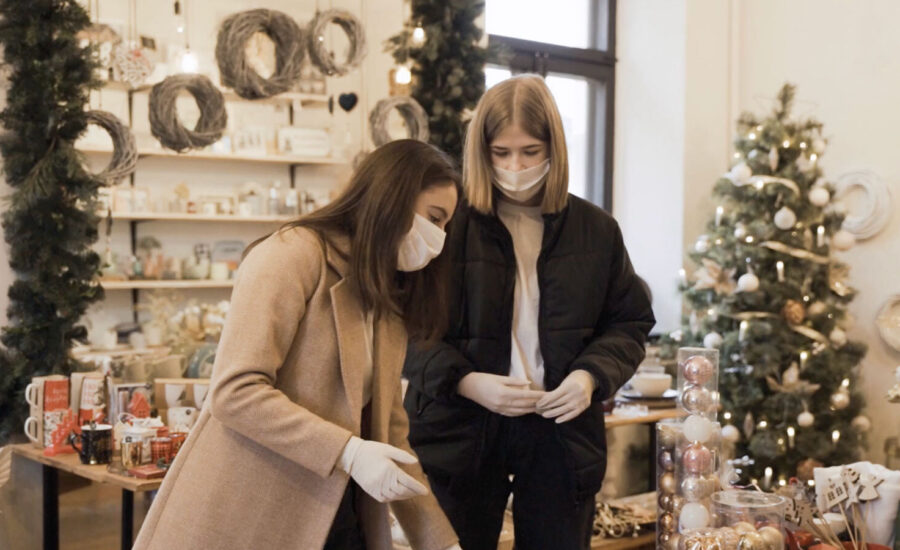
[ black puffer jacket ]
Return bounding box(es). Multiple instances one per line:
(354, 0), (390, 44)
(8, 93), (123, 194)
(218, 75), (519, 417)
(403, 195), (656, 499)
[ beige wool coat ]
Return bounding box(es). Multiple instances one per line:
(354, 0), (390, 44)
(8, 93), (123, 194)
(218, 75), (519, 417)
(133, 227), (458, 550)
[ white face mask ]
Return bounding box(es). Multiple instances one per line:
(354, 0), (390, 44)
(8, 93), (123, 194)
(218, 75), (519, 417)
(397, 213), (446, 272)
(493, 158), (551, 202)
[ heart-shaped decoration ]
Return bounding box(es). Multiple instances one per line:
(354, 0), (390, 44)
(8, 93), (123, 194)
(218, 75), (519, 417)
(338, 92), (358, 112)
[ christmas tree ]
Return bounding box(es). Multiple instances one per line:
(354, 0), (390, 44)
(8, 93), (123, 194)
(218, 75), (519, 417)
(0, 0), (103, 444)
(385, 0), (499, 162)
(665, 84), (869, 487)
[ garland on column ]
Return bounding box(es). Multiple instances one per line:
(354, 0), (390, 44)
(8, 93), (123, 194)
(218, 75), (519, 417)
(0, 0), (103, 443)
(386, 0), (499, 161)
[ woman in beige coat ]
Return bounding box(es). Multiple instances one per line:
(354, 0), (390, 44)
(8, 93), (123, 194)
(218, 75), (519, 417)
(134, 140), (461, 550)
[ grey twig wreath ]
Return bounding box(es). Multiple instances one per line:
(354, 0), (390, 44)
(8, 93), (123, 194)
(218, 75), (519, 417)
(307, 9), (367, 77)
(83, 110), (137, 183)
(149, 74), (228, 152)
(369, 96), (430, 146)
(215, 9), (306, 99)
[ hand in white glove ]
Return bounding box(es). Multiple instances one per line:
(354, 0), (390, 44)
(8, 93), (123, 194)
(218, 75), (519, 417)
(338, 436), (429, 503)
(536, 370), (595, 423)
(457, 372), (545, 416)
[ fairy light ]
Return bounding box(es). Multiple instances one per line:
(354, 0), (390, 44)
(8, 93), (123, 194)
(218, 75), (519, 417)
(832, 430), (841, 445)
(800, 350), (809, 370)
(842, 378), (850, 388)
(748, 132), (757, 140)
(787, 426), (796, 448)
(776, 261), (785, 282)
(758, 420), (768, 429)
(411, 24), (426, 46)
(800, 142), (808, 149)
(394, 65), (412, 84)
(810, 153), (819, 162)
(782, 139), (791, 148)
(745, 236), (755, 243)
(723, 411), (732, 420)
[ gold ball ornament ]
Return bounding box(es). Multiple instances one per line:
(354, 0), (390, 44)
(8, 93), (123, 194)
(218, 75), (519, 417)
(830, 389), (850, 410)
(796, 458), (824, 482)
(732, 522), (757, 534)
(717, 527), (741, 550)
(659, 492), (674, 512)
(738, 532), (767, 550)
(660, 512), (677, 532)
(759, 526), (785, 550)
(781, 300), (806, 325)
(667, 533), (682, 550)
(660, 471), (677, 494)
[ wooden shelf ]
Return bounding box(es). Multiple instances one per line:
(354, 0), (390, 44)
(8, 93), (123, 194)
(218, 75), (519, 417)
(11, 444), (163, 493)
(100, 280), (234, 290)
(591, 532), (655, 550)
(100, 80), (331, 106)
(80, 146), (344, 166)
(105, 212), (295, 224)
(604, 407), (686, 429)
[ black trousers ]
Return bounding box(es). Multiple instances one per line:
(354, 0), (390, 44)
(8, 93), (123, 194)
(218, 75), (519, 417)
(323, 481), (366, 550)
(428, 414), (595, 550)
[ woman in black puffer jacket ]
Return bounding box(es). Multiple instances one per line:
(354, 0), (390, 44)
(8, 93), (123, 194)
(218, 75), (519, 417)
(402, 75), (656, 550)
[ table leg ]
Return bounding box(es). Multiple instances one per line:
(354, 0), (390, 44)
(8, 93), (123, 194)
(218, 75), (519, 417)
(648, 422), (657, 491)
(42, 465), (59, 550)
(121, 490), (134, 550)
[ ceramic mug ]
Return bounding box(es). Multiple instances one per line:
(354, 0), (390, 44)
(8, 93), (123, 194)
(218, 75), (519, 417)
(164, 383), (186, 407)
(69, 424), (113, 465)
(24, 416), (40, 444)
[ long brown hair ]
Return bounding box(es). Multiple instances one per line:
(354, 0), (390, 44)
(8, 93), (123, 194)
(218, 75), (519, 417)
(250, 139), (460, 342)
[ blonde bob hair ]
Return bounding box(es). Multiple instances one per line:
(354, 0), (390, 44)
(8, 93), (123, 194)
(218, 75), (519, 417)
(463, 74), (569, 214)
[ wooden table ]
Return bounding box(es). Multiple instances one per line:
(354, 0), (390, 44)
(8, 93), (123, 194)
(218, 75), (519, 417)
(11, 443), (163, 550)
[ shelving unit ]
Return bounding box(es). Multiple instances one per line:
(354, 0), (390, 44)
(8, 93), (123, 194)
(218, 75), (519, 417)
(89, 80), (344, 322)
(100, 280), (234, 290)
(105, 212), (296, 224)
(81, 146), (343, 167)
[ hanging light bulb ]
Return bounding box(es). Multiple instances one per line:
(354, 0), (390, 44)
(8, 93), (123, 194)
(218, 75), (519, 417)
(180, 48), (199, 73)
(394, 65), (412, 85)
(411, 24), (426, 46)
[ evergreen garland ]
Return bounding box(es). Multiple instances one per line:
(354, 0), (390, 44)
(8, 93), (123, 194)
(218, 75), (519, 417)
(386, 0), (498, 161)
(0, 0), (103, 443)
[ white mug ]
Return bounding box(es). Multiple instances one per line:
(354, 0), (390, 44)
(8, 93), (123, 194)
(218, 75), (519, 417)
(193, 384), (209, 408)
(24, 416), (40, 443)
(165, 384), (185, 407)
(25, 382), (40, 408)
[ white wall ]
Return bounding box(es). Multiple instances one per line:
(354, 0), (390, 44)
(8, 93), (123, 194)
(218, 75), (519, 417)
(613, 0), (687, 333)
(0, 0), (405, 331)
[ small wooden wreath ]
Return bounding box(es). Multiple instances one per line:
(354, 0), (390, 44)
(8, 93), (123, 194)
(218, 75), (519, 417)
(148, 74), (228, 153)
(369, 96), (430, 146)
(307, 9), (367, 77)
(215, 9), (306, 99)
(83, 110), (137, 183)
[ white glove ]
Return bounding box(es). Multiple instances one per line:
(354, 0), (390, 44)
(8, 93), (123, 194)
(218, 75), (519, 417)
(338, 436), (429, 503)
(536, 370), (595, 423)
(457, 372), (545, 416)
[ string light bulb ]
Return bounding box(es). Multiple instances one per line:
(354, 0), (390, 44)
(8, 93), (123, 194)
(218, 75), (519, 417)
(394, 65), (412, 85)
(411, 24), (426, 46)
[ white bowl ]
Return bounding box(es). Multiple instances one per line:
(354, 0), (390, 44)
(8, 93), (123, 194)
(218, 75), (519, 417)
(630, 373), (672, 397)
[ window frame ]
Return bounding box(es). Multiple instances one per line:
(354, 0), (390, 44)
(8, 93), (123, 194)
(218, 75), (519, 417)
(486, 0), (617, 210)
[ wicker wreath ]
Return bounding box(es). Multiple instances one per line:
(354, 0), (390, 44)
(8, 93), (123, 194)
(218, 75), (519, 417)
(215, 9), (306, 99)
(307, 9), (367, 77)
(83, 110), (137, 183)
(369, 96), (430, 146)
(148, 74), (228, 153)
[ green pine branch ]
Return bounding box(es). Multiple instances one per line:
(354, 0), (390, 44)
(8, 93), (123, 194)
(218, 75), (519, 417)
(0, 0), (103, 444)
